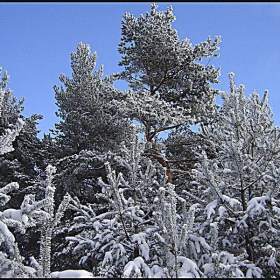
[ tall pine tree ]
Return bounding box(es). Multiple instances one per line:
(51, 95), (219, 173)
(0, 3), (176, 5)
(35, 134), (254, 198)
(49, 42), (134, 204)
(52, 42), (133, 157)
(116, 3), (221, 184)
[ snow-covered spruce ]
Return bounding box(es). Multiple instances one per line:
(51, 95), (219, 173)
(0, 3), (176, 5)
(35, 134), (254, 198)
(190, 73), (280, 277)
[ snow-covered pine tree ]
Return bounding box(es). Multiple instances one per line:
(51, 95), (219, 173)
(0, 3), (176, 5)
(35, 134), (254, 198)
(63, 132), (215, 278)
(0, 66), (45, 198)
(49, 41), (135, 207)
(57, 4), (223, 277)
(0, 86), (31, 277)
(0, 78), (44, 277)
(115, 3), (221, 184)
(190, 73), (280, 277)
(0, 125), (88, 277)
(52, 42), (133, 157)
(0, 163), (86, 278)
(0, 66), (53, 271)
(0, 123), (74, 277)
(0, 67), (25, 152)
(118, 3), (220, 118)
(0, 73), (77, 277)
(47, 43), (136, 270)
(0, 181), (39, 277)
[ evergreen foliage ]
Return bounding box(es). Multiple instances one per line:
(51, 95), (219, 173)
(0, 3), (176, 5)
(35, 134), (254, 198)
(52, 42), (133, 157)
(118, 3), (221, 122)
(116, 3), (221, 184)
(49, 41), (134, 205)
(0, 67), (47, 209)
(189, 73), (280, 277)
(1, 2), (280, 278)
(0, 99), (84, 277)
(63, 133), (206, 277)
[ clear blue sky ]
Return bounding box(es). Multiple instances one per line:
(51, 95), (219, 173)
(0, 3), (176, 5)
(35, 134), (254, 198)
(1, 2), (280, 138)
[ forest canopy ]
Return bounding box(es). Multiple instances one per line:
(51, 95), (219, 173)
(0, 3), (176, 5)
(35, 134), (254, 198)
(0, 3), (279, 278)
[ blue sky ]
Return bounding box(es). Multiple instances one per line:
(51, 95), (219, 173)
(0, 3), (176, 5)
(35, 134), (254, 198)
(1, 2), (280, 138)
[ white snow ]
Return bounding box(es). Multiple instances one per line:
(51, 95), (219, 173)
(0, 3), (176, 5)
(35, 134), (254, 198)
(177, 256), (201, 278)
(221, 195), (241, 208)
(222, 168), (232, 174)
(247, 196), (267, 215)
(122, 256), (152, 278)
(21, 214), (29, 224)
(50, 269), (94, 278)
(218, 205), (227, 220)
(2, 208), (29, 224)
(102, 251), (112, 267)
(189, 234), (211, 251)
(205, 199), (218, 219)
(202, 263), (213, 275)
(0, 220), (15, 242)
(92, 221), (102, 231)
(132, 232), (149, 261)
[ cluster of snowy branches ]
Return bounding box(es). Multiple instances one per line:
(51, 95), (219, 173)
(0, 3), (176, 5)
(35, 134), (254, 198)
(0, 68), (93, 278)
(0, 3), (280, 278)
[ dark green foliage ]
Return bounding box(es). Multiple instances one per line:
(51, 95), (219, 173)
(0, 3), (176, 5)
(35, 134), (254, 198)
(0, 68), (47, 210)
(52, 42), (133, 157)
